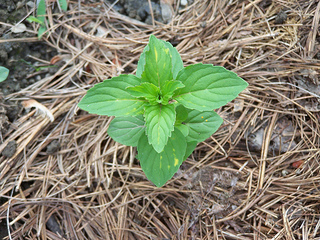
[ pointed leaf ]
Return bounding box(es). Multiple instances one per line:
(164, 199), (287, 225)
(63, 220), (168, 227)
(174, 63), (248, 111)
(184, 109), (223, 143)
(137, 36), (183, 80)
(78, 74), (146, 117)
(108, 115), (145, 147)
(163, 41), (183, 79)
(161, 80), (184, 104)
(127, 82), (160, 104)
(136, 45), (149, 78)
(144, 104), (176, 153)
(26, 16), (44, 24)
(141, 35), (173, 88)
(138, 128), (187, 187)
(37, 0), (46, 19)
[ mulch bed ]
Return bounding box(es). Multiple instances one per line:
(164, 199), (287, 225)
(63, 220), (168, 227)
(0, 0), (320, 239)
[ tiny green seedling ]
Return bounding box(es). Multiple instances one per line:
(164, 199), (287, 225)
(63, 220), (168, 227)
(27, 0), (67, 39)
(0, 66), (9, 82)
(78, 35), (248, 187)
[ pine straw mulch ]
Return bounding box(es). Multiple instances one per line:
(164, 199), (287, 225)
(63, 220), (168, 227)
(1, 0), (320, 239)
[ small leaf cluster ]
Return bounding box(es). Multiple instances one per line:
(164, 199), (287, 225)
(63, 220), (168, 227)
(78, 35), (248, 187)
(27, 0), (67, 39)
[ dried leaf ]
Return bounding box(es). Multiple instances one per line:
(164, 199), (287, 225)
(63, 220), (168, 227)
(22, 99), (54, 122)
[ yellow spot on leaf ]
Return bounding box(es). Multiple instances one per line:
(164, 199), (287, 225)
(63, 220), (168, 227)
(174, 158), (179, 166)
(205, 120), (208, 122)
(168, 165), (171, 170)
(201, 116), (204, 119)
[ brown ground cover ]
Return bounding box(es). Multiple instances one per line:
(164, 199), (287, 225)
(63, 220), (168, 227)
(0, 0), (320, 239)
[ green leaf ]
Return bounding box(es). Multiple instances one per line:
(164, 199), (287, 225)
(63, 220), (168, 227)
(160, 80), (184, 104)
(175, 104), (188, 124)
(184, 141), (198, 160)
(184, 109), (223, 143)
(26, 16), (44, 24)
(174, 63), (248, 111)
(0, 66), (9, 82)
(138, 128), (187, 187)
(127, 82), (160, 105)
(78, 74), (146, 117)
(144, 104), (176, 153)
(108, 115), (145, 147)
(37, 0), (46, 20)
(35, 0), (47, 39)
(38, 25), (47, 39)
(136, 45), (149, 78)
(175, 123), (189, 137)
(58, 0), (68, 11)
(163, 41), (183, 79)
(141, 35), (173, 89)
(136, 36), (183, 80)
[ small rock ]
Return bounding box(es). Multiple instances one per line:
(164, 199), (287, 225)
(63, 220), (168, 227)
(11, 23), (27, 33)
(46, 140), (60, 154)
(200, 21), (207, 28)
(181, 0), (188, 6)
(282, 169), (289, 176)
(2, 140), (17, 158)
(26, 1), (35, 8)
(160, 0), (173, 23)
(275, 11), (287, 24)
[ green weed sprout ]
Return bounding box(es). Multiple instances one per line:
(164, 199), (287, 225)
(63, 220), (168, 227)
(78, 35), (248, 187)
(27, 0), (67, 39)
(0, 66), (9, 82)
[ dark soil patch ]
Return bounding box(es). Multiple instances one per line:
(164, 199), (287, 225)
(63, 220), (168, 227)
(0, 2), (57, 137)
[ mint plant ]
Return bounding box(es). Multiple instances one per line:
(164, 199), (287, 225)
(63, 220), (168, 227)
(78, 35), (248, 187)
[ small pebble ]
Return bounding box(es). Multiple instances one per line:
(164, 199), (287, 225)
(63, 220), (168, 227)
(27, 1), (35, 8)
(275, 11), (287, 24)
(2, 140), (17, 158)
(46, 140), (60, 154)
(282, 169), (289, 176)
(181, 0), (188, 6)
(200, 21), (207, 28)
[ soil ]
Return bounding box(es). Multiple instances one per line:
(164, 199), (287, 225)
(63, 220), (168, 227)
(107, 0), (193, 24)
(0, 1), (57, 142)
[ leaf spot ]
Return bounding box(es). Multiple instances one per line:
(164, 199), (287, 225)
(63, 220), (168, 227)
(174, 158), (179, 166)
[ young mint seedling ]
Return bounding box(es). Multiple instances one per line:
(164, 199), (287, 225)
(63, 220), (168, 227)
(27, 0), (68, 39)
(78, 35), (248, 187)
